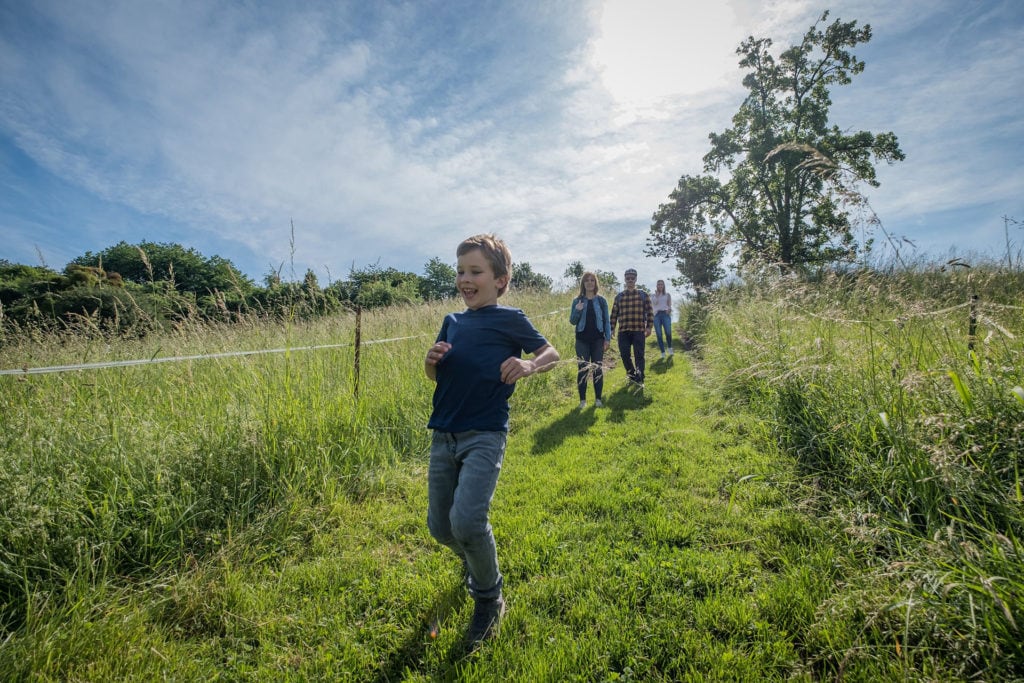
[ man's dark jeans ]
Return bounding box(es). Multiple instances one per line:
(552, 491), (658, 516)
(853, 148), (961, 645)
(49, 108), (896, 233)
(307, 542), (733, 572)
(617, 330), (646, 383)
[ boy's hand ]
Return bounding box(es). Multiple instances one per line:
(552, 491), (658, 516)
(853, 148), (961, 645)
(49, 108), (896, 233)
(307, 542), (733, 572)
(426, 341), (451, 367)
(499, 356), (536, 384)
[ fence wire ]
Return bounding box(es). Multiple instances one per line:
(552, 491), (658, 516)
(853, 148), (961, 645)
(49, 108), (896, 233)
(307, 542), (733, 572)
(1, 309), (564, 377)
(0, 335), (427, 376)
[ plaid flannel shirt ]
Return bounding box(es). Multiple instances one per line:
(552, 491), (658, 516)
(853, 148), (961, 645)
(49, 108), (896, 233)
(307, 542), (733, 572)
(610, 289), (653, 334)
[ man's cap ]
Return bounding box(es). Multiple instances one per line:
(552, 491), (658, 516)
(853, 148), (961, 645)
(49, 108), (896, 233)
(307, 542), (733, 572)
(624, 268), (637, 276)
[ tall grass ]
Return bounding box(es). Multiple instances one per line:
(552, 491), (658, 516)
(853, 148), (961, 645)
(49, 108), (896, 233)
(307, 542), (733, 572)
(5, 275), (1021, 679)
(0, 292), (568, 636)
(701, 260), (1024, 678)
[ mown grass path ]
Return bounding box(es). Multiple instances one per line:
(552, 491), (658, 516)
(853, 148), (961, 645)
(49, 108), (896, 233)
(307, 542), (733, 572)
(194, 353), (838, 682)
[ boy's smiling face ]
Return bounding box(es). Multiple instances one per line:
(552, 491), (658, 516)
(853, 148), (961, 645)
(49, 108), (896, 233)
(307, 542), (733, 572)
(457, 248), (507, 310)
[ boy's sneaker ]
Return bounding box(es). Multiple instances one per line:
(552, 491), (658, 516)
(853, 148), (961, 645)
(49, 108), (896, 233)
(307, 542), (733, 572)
(466, 596), (505, 648)
(578, 400), (587, 410)
(594, 399), (603, 408)
(660, 351), (666, 359)
(668, 347), (674, 356)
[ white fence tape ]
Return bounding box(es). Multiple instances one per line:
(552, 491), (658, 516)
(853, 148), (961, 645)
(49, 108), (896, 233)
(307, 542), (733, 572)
(0, 334), (427, 376)
(1, 309), (564, 377)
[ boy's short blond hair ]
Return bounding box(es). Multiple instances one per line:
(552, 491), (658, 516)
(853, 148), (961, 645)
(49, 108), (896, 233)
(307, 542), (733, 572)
(457, 233), (512, 296)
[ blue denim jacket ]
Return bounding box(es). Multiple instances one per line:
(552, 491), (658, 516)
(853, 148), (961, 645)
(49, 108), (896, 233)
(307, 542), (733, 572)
(569, 295), (612, 341)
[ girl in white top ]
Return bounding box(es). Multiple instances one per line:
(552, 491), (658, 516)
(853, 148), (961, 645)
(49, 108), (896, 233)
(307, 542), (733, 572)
(651, 279), (673, 358)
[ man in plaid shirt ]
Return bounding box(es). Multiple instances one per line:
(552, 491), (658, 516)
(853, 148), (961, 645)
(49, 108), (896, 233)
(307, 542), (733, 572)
(610, 267), (653, 385)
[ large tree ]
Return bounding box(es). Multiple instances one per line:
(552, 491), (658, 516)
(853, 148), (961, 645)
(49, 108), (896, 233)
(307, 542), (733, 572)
(647, 12), (904, 290)
(70, 241), (254, 295)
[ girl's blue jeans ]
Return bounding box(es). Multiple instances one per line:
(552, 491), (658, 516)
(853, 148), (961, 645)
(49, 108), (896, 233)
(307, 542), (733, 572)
(427, 430), (506, 600)
(653, 311), (673, 352)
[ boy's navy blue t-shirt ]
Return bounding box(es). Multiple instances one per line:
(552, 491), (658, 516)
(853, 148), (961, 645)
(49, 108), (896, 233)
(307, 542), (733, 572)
(428, 304), (548, 433)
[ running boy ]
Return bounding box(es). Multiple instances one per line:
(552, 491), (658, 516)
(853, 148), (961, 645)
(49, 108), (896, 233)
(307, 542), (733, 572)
(424, 233), (559, 648)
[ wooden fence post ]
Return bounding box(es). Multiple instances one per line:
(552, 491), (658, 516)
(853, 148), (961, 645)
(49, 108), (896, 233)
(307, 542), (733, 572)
(968, 294), (978, 351)
(354, 304), (362, 400)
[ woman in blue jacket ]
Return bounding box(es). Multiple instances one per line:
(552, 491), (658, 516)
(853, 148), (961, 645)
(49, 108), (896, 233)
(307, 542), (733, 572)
(569, 271), (612, 409)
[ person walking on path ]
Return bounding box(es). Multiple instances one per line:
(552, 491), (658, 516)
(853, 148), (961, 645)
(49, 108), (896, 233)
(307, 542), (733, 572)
(652, 279), (674, 359)
(610, 267), (653, 386)
(569, 271), (611, 409)
(424, 233), (559, 649)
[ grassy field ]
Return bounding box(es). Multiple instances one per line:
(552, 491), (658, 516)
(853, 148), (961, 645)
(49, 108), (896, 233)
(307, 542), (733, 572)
(1, 271), (1021, 681)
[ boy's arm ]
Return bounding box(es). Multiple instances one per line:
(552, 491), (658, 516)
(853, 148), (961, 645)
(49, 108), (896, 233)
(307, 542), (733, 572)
(609, 296), (618, 334)
(424, 341), (451, 382)
(499, 343), (559, 384)
(644, 294), (654, 336)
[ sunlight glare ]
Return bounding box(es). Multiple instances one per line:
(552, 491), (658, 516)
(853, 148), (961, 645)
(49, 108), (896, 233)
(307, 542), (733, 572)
(593, 0), (742, 109)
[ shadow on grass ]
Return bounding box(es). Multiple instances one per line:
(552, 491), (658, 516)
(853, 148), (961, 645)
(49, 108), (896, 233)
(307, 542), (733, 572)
(530, 404), (598, 455)
(373, 580), (468, 682)
(649, 355), (674, 375)
(603, 382), (653, 423)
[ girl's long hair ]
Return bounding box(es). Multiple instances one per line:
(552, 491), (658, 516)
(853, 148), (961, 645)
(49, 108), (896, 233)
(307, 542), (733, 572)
(578, 271), (599, 297)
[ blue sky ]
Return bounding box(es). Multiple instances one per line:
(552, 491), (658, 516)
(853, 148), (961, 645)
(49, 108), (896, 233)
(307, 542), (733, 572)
(2, 0), (1022, 296)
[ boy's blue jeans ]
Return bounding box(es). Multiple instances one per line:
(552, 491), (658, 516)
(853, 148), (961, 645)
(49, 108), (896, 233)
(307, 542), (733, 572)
(427, 430), (506, 601)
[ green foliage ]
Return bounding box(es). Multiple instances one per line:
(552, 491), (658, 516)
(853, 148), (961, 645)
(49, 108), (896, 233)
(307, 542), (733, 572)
(0, 264), (63, 308)
(562, 260), (584, 282)
(69, 240), (254, 295)
(1, 261), (184, 336)
(647, 11), (905, 290)
(0, 263), (60, 286)
(3, 244), (562, 336)
(511, 261), (553, 292)
(702, 260), (1024, 679)
(419, 257), (457, 301)
(0, 242), (260, 333)
(40, 286), (146, 332)
(63, 264), (124, 288)
(596, 269), (620, 292)
(563, 261), (620, 293)
(327, 263), (424, 310)
(247, 281), (342, 320)
(355, 278), (421, 308)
